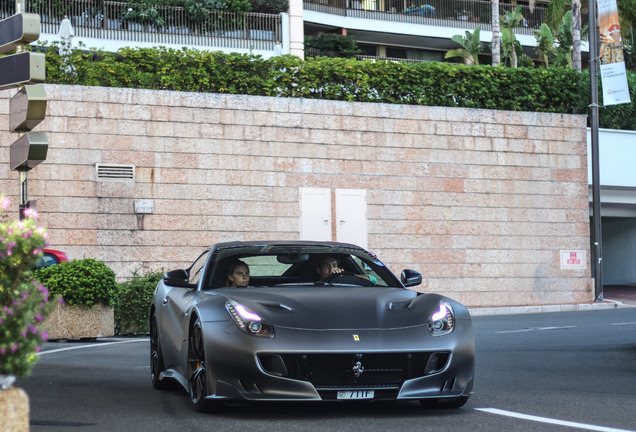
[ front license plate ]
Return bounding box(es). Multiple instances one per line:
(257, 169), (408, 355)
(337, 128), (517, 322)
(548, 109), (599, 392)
(337, 390), (374, 400)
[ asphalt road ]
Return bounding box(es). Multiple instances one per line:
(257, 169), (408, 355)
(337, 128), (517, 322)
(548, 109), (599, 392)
(15, 308), (636, 432)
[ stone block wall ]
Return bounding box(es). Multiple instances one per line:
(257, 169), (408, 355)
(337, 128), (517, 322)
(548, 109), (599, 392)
(0, 85), (592, 307)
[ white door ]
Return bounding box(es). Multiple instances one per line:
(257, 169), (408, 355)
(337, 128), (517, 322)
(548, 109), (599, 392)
(335, 189), (367, 248)
(299, 188), (331, 241)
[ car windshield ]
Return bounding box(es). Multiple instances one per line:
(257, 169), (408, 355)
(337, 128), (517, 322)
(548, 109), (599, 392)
(205, 244), (401, 289)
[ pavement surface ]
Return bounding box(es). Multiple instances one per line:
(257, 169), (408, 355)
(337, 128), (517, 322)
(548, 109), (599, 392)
(604, 284), (636, 306)
(469, 284), (636, 316)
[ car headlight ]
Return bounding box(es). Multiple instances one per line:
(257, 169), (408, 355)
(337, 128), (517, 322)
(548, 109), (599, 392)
(225, 300), (274, 338)
(427, 301), (454, 336)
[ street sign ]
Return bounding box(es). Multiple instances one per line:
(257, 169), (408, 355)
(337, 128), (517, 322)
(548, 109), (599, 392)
(10, 84), (47, 132)
(0, 13), (40, 54)
(10, 131), (49, 171)
(0, 51), (45, 91)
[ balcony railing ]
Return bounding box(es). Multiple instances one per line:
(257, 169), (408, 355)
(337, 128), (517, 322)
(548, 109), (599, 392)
(304, 0), (577, 36)
(1, 0), (282, 51)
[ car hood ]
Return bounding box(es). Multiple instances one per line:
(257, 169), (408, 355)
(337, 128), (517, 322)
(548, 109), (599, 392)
(214, 287), (442, 330)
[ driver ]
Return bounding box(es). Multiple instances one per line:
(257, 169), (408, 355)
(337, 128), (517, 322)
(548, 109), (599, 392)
(316, 256), (342, 282)
(316, 256), (376, 284)
(226, 260), (250, 287)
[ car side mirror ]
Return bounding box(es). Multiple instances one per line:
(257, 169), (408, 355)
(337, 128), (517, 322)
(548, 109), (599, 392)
(163, 269), (195, 288)
(401, 269), (422, 287)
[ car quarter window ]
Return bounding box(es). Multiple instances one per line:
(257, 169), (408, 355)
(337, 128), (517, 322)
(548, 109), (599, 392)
(350, 256), (388, 287)
(188, 251), (209, 285)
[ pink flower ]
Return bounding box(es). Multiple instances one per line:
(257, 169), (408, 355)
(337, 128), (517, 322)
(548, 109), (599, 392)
(41, 331), (48, 341)
(7, 241), (15, 256)
(23, 208), (38, 219)
(1, 196), (9, 210)
(11, 344), (18, 353)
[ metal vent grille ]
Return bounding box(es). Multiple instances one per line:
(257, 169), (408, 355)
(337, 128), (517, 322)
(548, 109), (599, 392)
(96, 164), (135, 181)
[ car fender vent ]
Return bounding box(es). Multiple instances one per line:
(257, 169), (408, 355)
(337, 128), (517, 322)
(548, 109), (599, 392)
(96, 163), (135, 181)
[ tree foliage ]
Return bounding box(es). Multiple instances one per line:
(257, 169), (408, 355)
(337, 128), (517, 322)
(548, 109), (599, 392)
(445, 28), (482, 65)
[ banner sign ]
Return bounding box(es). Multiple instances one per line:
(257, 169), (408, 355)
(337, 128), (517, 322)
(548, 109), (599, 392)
(597, 0), (632, 105)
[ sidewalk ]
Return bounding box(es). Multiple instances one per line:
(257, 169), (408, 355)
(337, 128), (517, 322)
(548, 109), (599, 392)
(604, 285), (636, 306)
(469, 285), (636, 316)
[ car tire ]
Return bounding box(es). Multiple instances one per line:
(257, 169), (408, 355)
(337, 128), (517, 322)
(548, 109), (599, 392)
(150, 313), (170, 390)
(188, 317), (224, 413)
(419, 396), (469, 409)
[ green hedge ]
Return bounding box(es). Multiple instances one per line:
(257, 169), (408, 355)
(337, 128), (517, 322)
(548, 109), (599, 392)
(39, 44), (635, 129)
(34, 258), (118, 308)
(115, 270), (163, 335)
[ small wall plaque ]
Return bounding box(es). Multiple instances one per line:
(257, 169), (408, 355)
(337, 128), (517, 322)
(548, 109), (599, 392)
(134, 199), (154, 214)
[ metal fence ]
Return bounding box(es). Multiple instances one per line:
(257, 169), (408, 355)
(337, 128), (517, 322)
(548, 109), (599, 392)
(0, 0), (282, 51)
(304, 0), (582, 36)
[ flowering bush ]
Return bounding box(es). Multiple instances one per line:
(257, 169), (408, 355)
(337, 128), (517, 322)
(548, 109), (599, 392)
(0, 195), (60, 379)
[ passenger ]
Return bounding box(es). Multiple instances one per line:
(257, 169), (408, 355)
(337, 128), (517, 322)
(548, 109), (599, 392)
(226, 260), (250, 287)
(316, 256), (376, 284)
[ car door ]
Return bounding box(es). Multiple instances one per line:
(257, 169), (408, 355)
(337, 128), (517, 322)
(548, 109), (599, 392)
(160, 251), (209, 375)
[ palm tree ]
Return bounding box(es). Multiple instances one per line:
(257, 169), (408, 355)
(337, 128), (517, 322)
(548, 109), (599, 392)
(492, 0), (501, 66)
(545, 0), (570, 31)
(501, 6), (524, 68)
(535, 23), (556, 67)
(445, 28), (483, 65)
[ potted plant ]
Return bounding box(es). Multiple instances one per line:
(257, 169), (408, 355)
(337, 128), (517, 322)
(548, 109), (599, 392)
(35, 258), (118, 340)
(0, 195), (60, 429)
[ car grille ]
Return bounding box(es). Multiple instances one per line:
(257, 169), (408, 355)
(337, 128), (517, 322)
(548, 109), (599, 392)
(258, 352), (450, 388)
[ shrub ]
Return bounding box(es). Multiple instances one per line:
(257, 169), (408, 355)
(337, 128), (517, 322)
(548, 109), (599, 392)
(115, 270), (163, 335)
(1, 196), (60, 378)
(40, 44), (635, 130)
(34, 259), (118, 309)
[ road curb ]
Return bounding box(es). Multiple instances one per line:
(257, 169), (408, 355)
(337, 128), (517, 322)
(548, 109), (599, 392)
(469, 300), (633, 317)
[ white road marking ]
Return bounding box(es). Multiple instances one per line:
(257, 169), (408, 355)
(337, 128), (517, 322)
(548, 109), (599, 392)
(37, 338), (148, 356)
(496, 326), (577, 334)
(476, 408), (636, 432)
(611, 322), (636, 326)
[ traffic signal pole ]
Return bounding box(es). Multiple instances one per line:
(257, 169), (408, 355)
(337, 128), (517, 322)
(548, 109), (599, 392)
(1, 1), (47, 218)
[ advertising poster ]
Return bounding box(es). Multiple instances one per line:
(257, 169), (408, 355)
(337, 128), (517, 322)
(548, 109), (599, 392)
(597, 0), (632, 105)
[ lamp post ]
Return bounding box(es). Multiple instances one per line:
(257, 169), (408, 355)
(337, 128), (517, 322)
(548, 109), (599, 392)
(587, 0), (603, 301)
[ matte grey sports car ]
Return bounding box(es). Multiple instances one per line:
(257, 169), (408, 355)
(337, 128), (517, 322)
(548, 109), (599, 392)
(150, 241), (474, 412)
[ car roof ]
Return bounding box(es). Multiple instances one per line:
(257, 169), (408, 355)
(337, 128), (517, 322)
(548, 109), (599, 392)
(208, 241), (371, 259)
(211, 240), (362, 249)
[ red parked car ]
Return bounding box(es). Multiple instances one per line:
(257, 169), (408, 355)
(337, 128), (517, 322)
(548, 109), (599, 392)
(36, 249), (69, 268)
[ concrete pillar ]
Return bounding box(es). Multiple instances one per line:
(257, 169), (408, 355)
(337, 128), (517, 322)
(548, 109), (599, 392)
(288, 0), (305, 59)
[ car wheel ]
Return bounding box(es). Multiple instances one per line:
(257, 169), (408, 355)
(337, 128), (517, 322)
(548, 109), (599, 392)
(188, 318), (223, 413)
(419, 396), (469, 409)
(150, 313), (169, 390)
